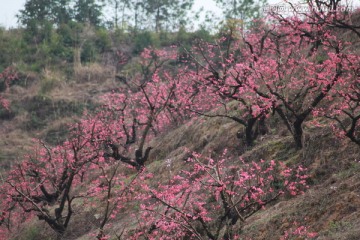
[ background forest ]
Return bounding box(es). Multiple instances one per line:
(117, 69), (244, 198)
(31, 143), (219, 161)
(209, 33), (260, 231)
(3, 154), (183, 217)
(0, 0), (360, 239)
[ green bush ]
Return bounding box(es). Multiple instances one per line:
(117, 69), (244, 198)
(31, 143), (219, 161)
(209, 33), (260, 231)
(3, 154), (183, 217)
(81, 41), (97, 63)
(0, 107), (16, 120)
(95, 28), (112, 53)
(133, 31), (158, 54)
(14, 225), (49, 240)
(0, 28), (25, 70)
(21, 96), (86, 130)
(44, 123), (69, 145)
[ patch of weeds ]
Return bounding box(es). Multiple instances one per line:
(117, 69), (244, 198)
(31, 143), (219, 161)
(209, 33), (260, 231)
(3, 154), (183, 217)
(315, 196), (332, 215)
(43, 123), (69, 145)
(315, 54), (328, 64)
(0, 152), (15, 164)
(148, 159), (163, 169)
(39, 69), (67, 95)
(133, 204), (140, 211)
(39, 77), (58, 95)
(327, 220), (352, 234)
(150, 149), (168, 162)
(14, 225), (49, 240)
(275, 143), (298, 162)
(0, 107), (16, 120)
(20, 96), (89, 130)
(336, 161), (360, 180)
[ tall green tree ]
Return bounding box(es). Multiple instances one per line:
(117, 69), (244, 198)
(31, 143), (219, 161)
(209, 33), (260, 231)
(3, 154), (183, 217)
(107, 0), (132, 29)
(215, 0), (266, 22)
(18, 0), (72, 26)
(17, 0), (53, 44)
(132, 0), (147, 32)
(74, 0), (104, 26)
(52, 0), (73, 24)
(17, 0), (52, 26)
(141, 0), (194, 32)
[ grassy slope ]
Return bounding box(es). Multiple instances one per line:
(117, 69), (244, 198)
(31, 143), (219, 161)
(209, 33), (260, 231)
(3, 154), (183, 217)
(0, 63), (117, 171)
(145, 115), (360, 239)
(9, 104), (360, 239)
(2, 21), (360, 239)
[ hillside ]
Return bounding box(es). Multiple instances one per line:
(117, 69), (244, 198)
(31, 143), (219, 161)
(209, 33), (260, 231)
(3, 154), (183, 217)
(6, 105), (360, 239)
(1, 1), (360, 240)
(1, 65), (360, 239)
(1, 67), (360, 239)
(0, 64), (117, 170)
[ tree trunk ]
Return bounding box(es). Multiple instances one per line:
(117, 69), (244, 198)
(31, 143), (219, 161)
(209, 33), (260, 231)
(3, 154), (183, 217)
(155, 7), (161, 33)
(293, 119), (303, 149)
(256, 115), (268, 136)
(73, 47), (81, 69)
(245, 118), (257, 146)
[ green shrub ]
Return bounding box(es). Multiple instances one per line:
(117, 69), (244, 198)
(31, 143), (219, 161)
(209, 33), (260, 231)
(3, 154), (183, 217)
(95, 28), (112, 52)
(14, 225), (49, 240)
(21, 96), (87, 130)
(0, 107), (16, 120)
(133, 31), (158, 54)
(81, 41), (97, 63)
(44, 123), (69, 145)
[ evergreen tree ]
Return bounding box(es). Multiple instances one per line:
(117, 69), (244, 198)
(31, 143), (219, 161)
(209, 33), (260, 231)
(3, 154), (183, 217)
(141, 0), (194, 32)
(18, 0), (72, 26)
(107, 0), (132, 29)
(74, 0), (104, 26)
(17, 0), (52, 25)
(52, 0), (73, 24)
(215, 0), (266, 22)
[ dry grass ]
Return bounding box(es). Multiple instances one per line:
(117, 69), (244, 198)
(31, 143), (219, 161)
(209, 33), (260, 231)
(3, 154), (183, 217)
(0, 127), (33, 171)
(2, 56), (360, 239)
(39, 68), (66, 95)
(241, 165), (360, 239)
(73, 63), (115, 83)
(6, 110), (360, 239)
(0, 63), (119, 173)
